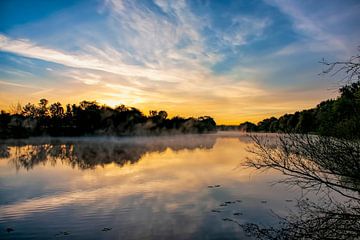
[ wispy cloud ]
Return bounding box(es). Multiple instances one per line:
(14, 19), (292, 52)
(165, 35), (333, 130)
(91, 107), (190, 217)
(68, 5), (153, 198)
(67, 71), (102, 85)
(1, 0), (358, 123)
(104, 0), (220, 69)
(0, 0), (269, 112)
(0, 79), (43, 89)
(218, 16), (269, 49)
(0, 34), (190, 82)
(266, 0), (350, 56)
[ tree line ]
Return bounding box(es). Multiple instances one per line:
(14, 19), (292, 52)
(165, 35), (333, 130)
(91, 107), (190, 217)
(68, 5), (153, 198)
(0, 100), (216, 138)
(239, 80), (360, 139)
(238, 51), (360, 239)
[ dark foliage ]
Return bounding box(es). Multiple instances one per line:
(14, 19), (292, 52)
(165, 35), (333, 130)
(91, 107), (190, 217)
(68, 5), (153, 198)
(239, 49), (360, 139)
(238, 121), (257, 132)
(230, 51), (360, 239)
(239, 81), (360, 138)
(0, 100), (216, 138)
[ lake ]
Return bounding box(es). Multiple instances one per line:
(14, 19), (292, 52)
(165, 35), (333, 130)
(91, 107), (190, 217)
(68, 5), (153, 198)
(0, 133), (304, 239)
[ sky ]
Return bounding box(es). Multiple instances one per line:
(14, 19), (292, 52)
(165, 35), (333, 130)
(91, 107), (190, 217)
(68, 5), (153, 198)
(0, 0), (359, 124)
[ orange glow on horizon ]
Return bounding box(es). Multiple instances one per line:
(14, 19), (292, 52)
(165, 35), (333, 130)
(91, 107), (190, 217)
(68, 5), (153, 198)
(0, 88), (338, 125)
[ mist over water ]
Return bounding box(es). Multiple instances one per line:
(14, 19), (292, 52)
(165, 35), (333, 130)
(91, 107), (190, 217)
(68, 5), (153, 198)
(0, 133), (302, 239)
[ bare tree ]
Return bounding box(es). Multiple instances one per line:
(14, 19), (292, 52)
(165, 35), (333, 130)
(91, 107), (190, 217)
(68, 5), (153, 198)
(238, 133), (360, 239)
(238, 48), (360, 239)
(320, 47), (360, 83)
(8, 102), (22, 115)
(247, 134), (360, 201)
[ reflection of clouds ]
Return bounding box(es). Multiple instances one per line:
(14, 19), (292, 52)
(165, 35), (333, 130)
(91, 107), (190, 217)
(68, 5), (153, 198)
(0, 135), (302, 239)
(0, 136), (256, 218)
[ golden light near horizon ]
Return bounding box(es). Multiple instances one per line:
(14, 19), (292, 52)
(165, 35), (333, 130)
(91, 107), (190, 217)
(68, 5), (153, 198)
(0, 3), (359, 240)
(0, 0), (358, 124)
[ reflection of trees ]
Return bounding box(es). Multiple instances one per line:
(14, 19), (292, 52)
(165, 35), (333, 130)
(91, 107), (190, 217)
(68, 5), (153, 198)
(241, 134), (360, 239)
(0, 145), (10, 158)
(0, 135), (216, 170)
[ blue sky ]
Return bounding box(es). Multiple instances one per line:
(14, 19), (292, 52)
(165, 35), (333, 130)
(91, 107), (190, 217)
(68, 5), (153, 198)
(0, 0), (359, 123)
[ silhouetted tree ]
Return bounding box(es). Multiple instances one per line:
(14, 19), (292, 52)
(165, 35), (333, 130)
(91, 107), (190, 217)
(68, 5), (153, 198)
(236, 48), (360, 239)
(241, 133), (360, 239)
(239, 48), (360, 139)
(239, 121), (257, 132)
(0, 100), (216, 138)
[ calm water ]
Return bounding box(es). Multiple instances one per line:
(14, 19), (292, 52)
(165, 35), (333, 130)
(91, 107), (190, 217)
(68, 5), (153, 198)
(0, 133), (301, 239)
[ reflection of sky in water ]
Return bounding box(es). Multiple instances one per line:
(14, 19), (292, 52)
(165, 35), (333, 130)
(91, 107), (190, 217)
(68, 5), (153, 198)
(0, 134), (300, 239)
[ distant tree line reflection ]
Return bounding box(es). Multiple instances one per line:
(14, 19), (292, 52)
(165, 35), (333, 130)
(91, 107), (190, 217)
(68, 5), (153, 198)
(0, 136), (216, 170)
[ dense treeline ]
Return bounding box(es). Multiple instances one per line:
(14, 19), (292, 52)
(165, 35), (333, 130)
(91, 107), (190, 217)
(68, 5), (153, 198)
(239, 81), (360, 139)
(0, 100), (216, 138)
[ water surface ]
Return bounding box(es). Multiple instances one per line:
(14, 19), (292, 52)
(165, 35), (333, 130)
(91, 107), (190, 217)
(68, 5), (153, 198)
(0, 133), (300, 239)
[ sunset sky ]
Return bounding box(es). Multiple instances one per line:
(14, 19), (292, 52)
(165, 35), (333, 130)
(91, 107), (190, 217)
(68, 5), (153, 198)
(0, 0), (359, 124)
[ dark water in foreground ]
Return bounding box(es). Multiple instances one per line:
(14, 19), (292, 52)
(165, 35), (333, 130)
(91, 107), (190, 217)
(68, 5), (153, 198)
(0, 133), (301, 239)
